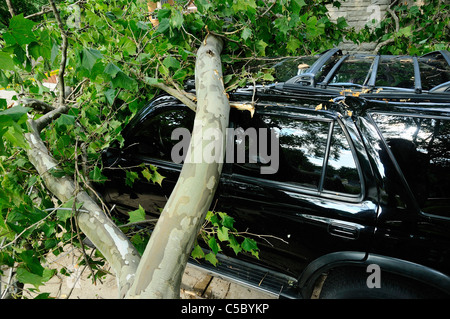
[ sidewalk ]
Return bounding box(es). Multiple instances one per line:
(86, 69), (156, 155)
(23, 244), (277, 299)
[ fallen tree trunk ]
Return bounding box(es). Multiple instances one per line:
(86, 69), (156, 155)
(126, 34), (230, 299)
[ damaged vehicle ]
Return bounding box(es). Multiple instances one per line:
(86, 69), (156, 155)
(95, 49), (450, 298)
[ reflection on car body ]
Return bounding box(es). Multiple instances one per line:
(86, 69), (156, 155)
(96, 50), (450, 298)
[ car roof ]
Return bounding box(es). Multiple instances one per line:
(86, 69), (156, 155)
(270, 49), (450, 103)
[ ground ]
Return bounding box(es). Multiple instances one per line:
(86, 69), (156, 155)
(23, 244), (278, 299)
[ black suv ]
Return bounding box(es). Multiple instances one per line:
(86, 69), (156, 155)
(97, 49), (450, 298)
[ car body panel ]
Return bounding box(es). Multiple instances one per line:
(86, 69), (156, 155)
(96, 50), (450, 297)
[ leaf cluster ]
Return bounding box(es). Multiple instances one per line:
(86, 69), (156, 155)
(191, 211), (259, 266)
(349, 0), (449, 55)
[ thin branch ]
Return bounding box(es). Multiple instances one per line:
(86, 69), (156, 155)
(145, 79), (197, 112)
(25, 8), (53, 20)
(5, 0), (16, 17)
(73, 139), (97, 284)
(374, 6), (400, 53)
(48, 0), (68, 106)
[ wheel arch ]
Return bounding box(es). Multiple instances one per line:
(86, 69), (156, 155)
(298, 251), (450, 298)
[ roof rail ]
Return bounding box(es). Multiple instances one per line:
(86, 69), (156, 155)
(412, 56), (422, 94)
(430, 81), (450, 93)
(363, 55), (381, 89)
(318, 55), (349, 88)
(284, 48), (342, 87)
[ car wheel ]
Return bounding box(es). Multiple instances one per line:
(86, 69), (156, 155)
(318, 267), (433, 299)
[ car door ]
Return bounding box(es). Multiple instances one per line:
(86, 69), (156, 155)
(100, 101), (196, 218)
(217, 105), (378, 278)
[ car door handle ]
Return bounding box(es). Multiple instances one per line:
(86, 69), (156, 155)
(328, 222), (359, 240)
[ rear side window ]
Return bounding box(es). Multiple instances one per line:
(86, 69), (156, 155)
(372, 113), (450, 217)
(231, 110), (362, 196)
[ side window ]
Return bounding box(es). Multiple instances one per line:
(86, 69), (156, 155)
(372, 113), (450, 216)
(324, 123), (362, 195)
(127, 107), (195, 161)
(231, 110), (362, 196)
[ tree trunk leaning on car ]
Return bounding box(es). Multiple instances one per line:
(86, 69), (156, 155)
(22, 0), (229, 299)
(126, 34), (229, 299)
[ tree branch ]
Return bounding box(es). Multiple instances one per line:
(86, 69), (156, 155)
(48, 0), (68, 106)
(144, 78), (197, 112)
(374, 6), (400, 53)
(19, 98), (56, 114)
(24, 119), (141, 298)
(5, 0), (16, 17)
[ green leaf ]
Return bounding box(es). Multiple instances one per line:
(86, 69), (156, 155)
(208, 236), (219, 255)
(3, 14), (37, 46)
(228, 235), (242, 255)
(141, 167), (152, 182)
(16, 266), (55, 289)
(0, 105), (30, 121)
(398, 26), (412, 37)
(104, 88), (116, 105)
(104, 62), (121, 77)
(128, 205), (146, 224)
(191, 244), (205, 259)
(217, 226), (229, 242)
(156, 18), (170, 34)
(218, 212), (235, 229)
(163, 56), (181, 70)
(112, 71), (137, 90)
(152, 170), (165, 186)
(125, 170), (139, 187)
(2, 124), (28, 149)
(241, 27), (252, 41)
(81, 48), (103, 71)
(287, 37), (301, 53)
(0, 52), (15, 70)
(256, 40), (268, 56)
(194, 0), (213, 13)
(204, 252), (218, 266)
(241, 237), (258, 252)
(170, 10), (184, 29)
(55, 114), (76, 127)
(20, 251), (45, 276)
(262, 73), (275, 81)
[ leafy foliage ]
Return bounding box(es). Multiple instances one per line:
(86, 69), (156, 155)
(191, 211), (260, 266)
(350, 0), (449, 55)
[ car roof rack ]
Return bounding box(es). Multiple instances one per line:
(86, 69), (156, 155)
(281, 49), (450, 99)
(284, 48), (342, 87)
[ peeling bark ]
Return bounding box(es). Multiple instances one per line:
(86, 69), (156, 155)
(126, 34), (229, 299)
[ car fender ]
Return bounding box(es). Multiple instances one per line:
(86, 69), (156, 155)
(298, 251), (450, 298)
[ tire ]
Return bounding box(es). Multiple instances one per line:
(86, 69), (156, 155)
(319, 267), (437, 299)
